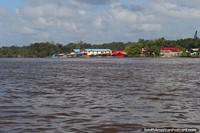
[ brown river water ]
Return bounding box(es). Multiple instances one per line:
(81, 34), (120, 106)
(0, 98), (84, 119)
(0, 58), (200, 133)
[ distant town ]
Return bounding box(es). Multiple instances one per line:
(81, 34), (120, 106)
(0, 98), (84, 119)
(1, 33), (200, 58)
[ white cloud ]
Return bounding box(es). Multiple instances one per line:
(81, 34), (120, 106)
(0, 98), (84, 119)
(22, 26), (35, 34)
(18, 3), (73, 18)
(110, 8), (138, 23)
(141, 24), (161, 31)
(108, 2), (162, 32)
(78, 10), (87, 15)
(74, 0), (113, 5)
(1, 0), (200, 46)
(93, 17), (103, 29)
(63, 22), (77, 31)
(153, 2), (200, 19)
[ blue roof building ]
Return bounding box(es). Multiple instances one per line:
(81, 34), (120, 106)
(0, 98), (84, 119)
(71, 48), (112, 57)
(73, 49), (82, 55)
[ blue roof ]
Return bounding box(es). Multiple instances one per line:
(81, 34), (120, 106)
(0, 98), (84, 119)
(51, 54), (57, 57)
(84, 49), (112, 52)
(73, 49), (82, 55)
(73, 49), (81, 52)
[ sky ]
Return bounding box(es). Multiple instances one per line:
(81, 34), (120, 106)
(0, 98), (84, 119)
(0, 0), (200, 46)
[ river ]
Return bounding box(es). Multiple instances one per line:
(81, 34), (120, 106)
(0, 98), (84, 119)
(0, 58), (199, 133)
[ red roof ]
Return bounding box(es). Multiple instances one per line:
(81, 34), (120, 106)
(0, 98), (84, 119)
(160, 47), (180, 52)
(112, 50), (126, 55)
(112, 50), (126, 58)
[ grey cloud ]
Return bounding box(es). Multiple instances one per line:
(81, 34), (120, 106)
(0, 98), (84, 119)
(74, 0), (113, 5)
(0, 7), (7, 16)
(119, 3), (144, 12)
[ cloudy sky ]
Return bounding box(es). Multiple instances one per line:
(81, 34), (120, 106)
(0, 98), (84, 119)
(0, 0), (200, 46)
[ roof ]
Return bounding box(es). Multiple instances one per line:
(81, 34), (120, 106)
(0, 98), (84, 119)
(58, 54), (65, 55)
(160, 47), (180, 52)
(73, 49), (81, 52)
(84, 49), (112, 52)
(191, 48), (199, 52)
(112, 50), (126, 55)
(72, 49), (82, 54)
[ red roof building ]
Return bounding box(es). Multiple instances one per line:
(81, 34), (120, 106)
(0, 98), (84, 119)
(160, 47), (181, 52)
(112, 50), (127, 58)
(160, 47), (182, 57)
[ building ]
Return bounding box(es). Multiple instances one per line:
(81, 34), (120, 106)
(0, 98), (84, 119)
(189, 48), (200, 57)
(112, 50), (127, 58)
(51, 53), (67, 58)
(160, 47), (182, 57)
(82, 49), (112, 56)
(71, 49), (82, 57)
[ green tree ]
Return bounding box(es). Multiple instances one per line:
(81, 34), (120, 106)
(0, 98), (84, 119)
(143, 42), (160, 57)
(155, 37), (166, 47)
(125, 43), (143, 57)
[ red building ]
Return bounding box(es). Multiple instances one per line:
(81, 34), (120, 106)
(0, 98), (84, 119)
(112, 50), (127, 58)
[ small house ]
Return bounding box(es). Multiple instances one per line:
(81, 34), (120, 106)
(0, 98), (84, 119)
(72, 49), (82, 57)
(57, 54), (66, 58)
(51, 53), (66, 58)
(112, 50), (127, 58)
(189, 48), (200, 57)
(160, 47), (182, 57)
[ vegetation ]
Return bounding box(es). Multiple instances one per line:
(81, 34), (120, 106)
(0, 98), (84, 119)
(0, 37), (200, 58)
(125, 37), (200, 57)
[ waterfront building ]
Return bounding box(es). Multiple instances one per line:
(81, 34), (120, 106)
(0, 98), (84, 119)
(82, 49), (112, 56)
(71, 49), (82, 57)
(112, 50), (127, 58)
(189, 48), (200, 57)
(160, 47), (182, 57)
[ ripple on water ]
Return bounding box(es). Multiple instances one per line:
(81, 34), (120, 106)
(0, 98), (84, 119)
(89, 123), (144, 133)
(1, 58), (200, 132)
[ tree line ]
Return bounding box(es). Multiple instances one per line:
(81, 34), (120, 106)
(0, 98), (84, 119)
(0, 37), (200, 58)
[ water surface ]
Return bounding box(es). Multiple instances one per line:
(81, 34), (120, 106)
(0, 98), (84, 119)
(0, 58), (200, 133)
